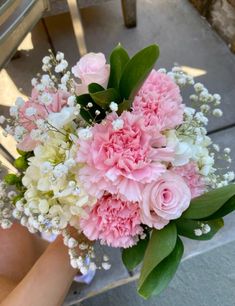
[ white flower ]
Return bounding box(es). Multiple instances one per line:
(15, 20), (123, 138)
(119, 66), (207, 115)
(56, 52), (64, 61)
(184, 107), (195, 118)
(194, 83), (204, 93)
(195, 112), (208, 125)
(55, 60), (68, 73)
(213, 94), (221, 101)
(25, 107), (37, 116)
(194, 229), (202, 236)
(224, 147), (231, 154)
(47, 107), (76, 129)
(39, 199), (49, 214)
(36, 83), (45, 92)
(67, 96), (76, 107)
(40, 93), (53, 106)
(61, 74), (69, 84)
(78, 127), (93, 140)
(31, 78), (38, 86)
(53, 164), (68, 178)
(41, 74), (52, 86)
(41, 161), (53, 174)
(202, 224), (211, 234)
(0, 115), (5, 124)
(166, 130), (192, 166)
(109, 101), (118, 112)
(212, 108), (223, 117)
(42, 56), (51, 65)
(112, 118), (124, 131)
(15, 97), (25, 107)
(10, 106), (18, 117)
(30, 129), (42, 140)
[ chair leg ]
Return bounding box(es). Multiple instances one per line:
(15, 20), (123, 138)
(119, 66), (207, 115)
(121, 0), (137, 28)
(67, 0), (87, 56)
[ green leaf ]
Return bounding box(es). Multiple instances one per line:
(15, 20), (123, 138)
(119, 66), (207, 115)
(108, 43), (130, 89)
(138, 223), (177, 292)
(138, 237), (184, 299)
(117, 99), (131, 115)
(88, 83), (104, 94)
(122, 234), (149, 271)
(176, 218), (224, 240)
(119, 44), (160, 100)
(205, 195), (235, 220)
(4, 174), (21, 185)
(182, 184), (235, 219)
(90, 88), (121, 109)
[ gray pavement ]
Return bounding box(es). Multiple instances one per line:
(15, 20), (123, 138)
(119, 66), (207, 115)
(81, 240), (235, 306)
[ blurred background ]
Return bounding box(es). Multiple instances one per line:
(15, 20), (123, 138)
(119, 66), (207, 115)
(0, 1), (235, 305)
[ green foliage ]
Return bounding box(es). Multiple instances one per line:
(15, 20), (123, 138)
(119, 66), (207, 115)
(90, 88), (121, 109)
(182, 184), (235, 219)
(117, 99), (131, 115)
(204, 195), (235, 220)
(14, 156), (28, 171)
(138, 237), (183, 299)
(88, 83), (104, 94)
(108, 44), (130, 90)
(122, 233), (149, 271)
(176, 218), (224, 240)
(4, 174), (21, 185)
(138, 223), (177, 297)
(12, 194), (24, 205)
(119, 44), (160, 101)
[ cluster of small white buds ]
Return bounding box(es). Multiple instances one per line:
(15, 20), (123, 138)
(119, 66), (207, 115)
(62, 229), (96, 274)
(194, 223), (211, 236)
(167, 67), (195, 87)
(109, 101), (118, 112)
(0, 181), (14, 229)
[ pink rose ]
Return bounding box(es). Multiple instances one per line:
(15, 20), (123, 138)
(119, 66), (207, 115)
(72, 52), (110, 94)
(77, 112), (174, 202)
(132, 69), (184, 132)
(80, 194), (143, 248)
(140, 171), (191, 229)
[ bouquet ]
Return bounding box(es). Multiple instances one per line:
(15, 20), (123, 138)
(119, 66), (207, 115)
(0, 44), (235, 299)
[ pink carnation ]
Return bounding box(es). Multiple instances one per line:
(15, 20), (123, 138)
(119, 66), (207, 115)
(132, 69), (184, 131)
(17, 89), (69, 151)
(80, 194), (143, 248)
(77, 112), (174, 202)
(140, 171), (191, 229)
(172, 162), (205, 198)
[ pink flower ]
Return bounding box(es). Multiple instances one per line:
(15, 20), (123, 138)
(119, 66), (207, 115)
(140, 171), (191, 229)
(80, 194), (143, 248)
(72, 52), (110, 94)
(77, 112), (173, 202)
(17, 89), (69, 151)
(17, 134), (39, 152)
(18, 100), (48, 131)
(172, 162), (205, 198)
(132, 69), (184, 131)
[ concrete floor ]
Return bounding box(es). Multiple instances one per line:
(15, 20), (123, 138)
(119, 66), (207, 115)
(81, 241), (235, 306)
(1, 0), (235, 305)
